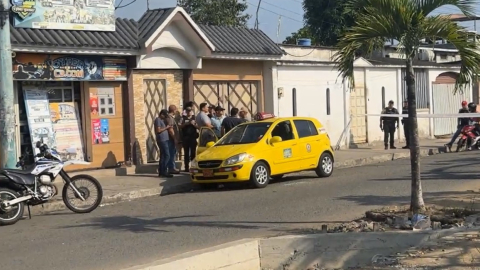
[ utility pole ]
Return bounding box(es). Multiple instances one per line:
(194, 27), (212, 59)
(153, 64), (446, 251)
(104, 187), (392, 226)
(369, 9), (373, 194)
(254, 0), (262, 29)
(0, 0), (18, 168)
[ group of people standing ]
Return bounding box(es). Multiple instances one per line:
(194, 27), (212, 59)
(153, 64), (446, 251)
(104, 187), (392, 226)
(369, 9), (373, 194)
(380, 99), (478, 151)
(154, 101), (250, 178)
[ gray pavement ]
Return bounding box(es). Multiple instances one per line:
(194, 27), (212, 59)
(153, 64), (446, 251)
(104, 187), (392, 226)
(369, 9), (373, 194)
(2, 147), (479, 270)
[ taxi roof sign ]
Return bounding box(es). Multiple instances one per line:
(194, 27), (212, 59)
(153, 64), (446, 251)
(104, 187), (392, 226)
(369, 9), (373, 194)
(254, 112), (276, 121)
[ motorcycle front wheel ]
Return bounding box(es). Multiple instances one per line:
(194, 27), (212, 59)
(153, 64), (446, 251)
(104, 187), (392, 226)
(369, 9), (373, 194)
(0, 188), (24, 226)
(62, 174), (103, 214)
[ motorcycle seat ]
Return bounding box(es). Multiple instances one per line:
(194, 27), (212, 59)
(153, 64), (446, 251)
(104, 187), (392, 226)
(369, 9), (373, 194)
(0, 168), (34, 175)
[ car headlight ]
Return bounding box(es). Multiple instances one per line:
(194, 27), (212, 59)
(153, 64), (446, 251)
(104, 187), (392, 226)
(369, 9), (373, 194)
(224, 153), (249, 166)
(190, 159), (198, 168)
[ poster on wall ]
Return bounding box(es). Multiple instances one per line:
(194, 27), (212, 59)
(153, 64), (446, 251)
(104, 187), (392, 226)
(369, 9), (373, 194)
(12, 54), (127, 81)
(49, 102), (85, 161)
(10, 0), (115, 31)
(90, 94), (98, 116)
(92, 119), (102, 144)
(100, 118), (110, 143)
(23, 88), (56, 157)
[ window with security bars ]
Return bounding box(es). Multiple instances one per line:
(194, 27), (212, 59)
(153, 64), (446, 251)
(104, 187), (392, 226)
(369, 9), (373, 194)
(98, 95), (115, 116)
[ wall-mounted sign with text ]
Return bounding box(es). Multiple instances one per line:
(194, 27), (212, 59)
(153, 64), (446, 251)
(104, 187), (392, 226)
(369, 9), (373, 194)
(11, 0), (115, 31)
(12, 54), (127, 81)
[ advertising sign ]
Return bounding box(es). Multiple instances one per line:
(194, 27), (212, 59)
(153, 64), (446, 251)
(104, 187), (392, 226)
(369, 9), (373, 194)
(11, 0), (115, 31)
(49, 102), (85, 161)
(13, 54), (127, 81)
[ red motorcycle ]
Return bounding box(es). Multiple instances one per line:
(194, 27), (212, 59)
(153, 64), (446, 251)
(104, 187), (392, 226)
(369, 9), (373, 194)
(456, 124), (480, 152)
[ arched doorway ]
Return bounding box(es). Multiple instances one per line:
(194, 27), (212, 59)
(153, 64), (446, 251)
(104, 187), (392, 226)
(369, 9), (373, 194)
(432, 72), (471, 136)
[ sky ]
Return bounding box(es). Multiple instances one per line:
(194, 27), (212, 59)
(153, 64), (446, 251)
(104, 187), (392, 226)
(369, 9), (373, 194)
(115, 0), (480, 43)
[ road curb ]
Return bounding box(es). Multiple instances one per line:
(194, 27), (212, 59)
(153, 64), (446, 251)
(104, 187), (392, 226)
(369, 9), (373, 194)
(121, 227), (466, 270)
(34, 146), (446, 214)
(335, 146), (445, 169)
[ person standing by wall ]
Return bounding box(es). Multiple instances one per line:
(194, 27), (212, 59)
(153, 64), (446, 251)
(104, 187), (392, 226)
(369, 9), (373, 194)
(207, 105), (215, 118)
(380, 100), (399, 150)
(221, 107), (247, 136)
(211, 106), (226, 137)
(196, 102), (213, 128)
(155, 110), (172, 178)
(179, 106), (197, 172)
(401, 100), (410, 149)
(240, 107), (251, 121)
(164, 105), (181, 174)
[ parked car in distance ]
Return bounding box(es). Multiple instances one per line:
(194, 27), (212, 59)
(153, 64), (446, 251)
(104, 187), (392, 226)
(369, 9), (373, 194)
(190, 116), (334, 188)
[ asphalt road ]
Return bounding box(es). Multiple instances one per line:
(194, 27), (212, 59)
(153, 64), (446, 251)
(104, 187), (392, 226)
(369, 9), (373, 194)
(2, 152), (480, 270)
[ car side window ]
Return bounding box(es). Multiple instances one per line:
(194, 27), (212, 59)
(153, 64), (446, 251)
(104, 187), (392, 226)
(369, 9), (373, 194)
(271, 120), (294, 141)
(293, 120), (319, 138)
(199, 128), (216, 147)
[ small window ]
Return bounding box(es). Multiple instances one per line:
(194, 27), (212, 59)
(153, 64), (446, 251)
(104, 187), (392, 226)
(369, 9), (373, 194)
(326, 88), (331, 115)
(98, 94), (115, 116)
(271, 120), (294, 141)
(293, 120), (319, 138)
(381, 87), (386, 108)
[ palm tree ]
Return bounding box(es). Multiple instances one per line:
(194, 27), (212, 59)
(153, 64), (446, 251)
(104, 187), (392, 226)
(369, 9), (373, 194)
(334, 0), (480, 213)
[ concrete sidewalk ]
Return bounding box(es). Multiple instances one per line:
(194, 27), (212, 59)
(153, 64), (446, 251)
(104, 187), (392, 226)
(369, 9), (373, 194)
(37, 138), (450, 214)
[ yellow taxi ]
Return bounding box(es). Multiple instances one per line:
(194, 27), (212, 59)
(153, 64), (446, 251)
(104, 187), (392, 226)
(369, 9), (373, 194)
(190, 115), (334, 188)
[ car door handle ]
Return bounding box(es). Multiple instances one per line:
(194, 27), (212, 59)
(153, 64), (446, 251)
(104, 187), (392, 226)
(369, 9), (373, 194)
(292, 143), (298, 146)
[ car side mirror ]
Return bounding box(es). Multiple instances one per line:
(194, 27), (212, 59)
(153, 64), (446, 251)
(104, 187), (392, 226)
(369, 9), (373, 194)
(270, 136), (282, 144)
(206, 141), (215, 148)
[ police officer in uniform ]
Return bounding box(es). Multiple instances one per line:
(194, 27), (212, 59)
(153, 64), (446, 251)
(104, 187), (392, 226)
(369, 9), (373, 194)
(380, 100), (399, 150)
(401, 100), (410, 149)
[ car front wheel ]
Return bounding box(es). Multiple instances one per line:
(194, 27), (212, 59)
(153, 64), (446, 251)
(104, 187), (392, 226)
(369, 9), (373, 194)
(250, 161), (270, 188)
(315, 152), (334, 177)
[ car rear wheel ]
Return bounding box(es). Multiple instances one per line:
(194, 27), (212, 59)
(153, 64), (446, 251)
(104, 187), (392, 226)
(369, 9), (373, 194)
(315, 152), (334, 177)
(250, 161), (270, 188)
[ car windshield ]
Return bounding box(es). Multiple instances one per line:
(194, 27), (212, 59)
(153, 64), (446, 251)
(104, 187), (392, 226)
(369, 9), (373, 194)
(216, 122), (271, 145)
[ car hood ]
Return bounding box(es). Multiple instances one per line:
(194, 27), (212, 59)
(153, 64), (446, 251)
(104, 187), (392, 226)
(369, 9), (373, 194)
(197, 144), (254, 160)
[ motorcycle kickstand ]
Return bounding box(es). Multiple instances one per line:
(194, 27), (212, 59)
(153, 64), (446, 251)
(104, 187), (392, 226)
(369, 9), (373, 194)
(27, 204), (31, 219)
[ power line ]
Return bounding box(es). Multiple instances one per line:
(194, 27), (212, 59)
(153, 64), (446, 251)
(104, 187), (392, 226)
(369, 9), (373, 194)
(247, 1), (303, 24)
(262, 0), (303, 16)
(115, 0), (136, 9)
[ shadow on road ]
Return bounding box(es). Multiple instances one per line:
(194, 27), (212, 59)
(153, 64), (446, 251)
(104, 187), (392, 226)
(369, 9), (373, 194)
(368, 156), (479, 182)
(337, 190), (480, 210)
(59, 215), (353, 234)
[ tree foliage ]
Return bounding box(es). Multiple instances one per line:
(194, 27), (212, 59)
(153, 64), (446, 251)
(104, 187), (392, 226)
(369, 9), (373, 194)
(302, 0), (356, 46)
(334, 0), (480, 213)
(177, 0), (250, 27)
(283, 26), (318, 45)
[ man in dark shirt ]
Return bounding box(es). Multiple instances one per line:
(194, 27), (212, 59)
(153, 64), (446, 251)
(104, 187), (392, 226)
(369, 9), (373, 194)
(155, 110), (172, 178)
(380, 100), (399, 150)
(445, 100), (470, 152)
(401, 100), (410, 149)
(221, 108), (247, 136)
(179, 106), (198, 172)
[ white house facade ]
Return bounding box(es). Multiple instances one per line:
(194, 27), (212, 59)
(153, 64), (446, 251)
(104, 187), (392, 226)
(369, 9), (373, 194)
(264, 45), (469, 149)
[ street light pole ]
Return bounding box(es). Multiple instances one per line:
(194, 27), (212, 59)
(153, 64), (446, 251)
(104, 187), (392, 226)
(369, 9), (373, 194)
(0, 0), (18, 168)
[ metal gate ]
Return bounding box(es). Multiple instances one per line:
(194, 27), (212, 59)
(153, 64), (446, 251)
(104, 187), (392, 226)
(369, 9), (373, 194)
(144, 79), (166, 162)
(193, 81), (259, 115)
(432, 84), (471, 136)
